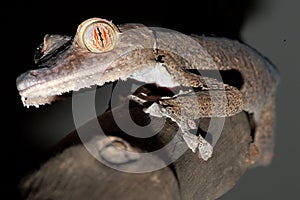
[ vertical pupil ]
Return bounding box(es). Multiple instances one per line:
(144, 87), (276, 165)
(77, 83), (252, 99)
(83, 21), (116, 53)
(96, 26), (105, 47)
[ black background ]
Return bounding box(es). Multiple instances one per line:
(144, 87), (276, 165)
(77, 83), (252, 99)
(3, 0), (299, 199)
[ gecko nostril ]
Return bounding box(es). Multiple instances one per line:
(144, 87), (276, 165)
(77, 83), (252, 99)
(30, 70), (39, 77)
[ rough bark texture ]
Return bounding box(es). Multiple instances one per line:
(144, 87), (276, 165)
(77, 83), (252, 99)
(20, 102), (254, 200)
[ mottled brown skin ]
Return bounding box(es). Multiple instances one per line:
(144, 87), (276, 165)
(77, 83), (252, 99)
(158, 90), (244, 118)
(192, 37), (279, 165)
(16, 18), (279, 165)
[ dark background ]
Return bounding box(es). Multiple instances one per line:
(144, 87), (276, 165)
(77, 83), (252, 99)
(3, 0), (299, 199)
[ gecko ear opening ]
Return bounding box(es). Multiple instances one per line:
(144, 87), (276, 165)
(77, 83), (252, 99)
(75, 18), (120, 53)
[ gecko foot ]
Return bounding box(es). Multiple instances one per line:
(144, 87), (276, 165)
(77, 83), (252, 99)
(182, 132), (213, 161)
(144, 102), (213, 161)
(197, 137), (213, 161)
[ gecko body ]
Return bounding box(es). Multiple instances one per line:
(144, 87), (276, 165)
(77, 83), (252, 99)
(16, 18), (279, 165)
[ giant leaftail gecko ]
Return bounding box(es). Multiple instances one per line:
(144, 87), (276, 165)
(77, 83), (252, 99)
(16, 18), (279, 166)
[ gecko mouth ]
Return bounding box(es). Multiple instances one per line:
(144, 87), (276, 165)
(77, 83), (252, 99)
(16, 69), (72, 107)
(16, 69), (47, 92)
(17, 81), (47, 96)
(19, 80), (179, 108)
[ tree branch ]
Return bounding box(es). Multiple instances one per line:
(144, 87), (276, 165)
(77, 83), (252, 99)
(20, 101), (255, 200)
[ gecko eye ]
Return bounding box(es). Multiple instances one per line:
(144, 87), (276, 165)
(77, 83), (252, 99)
(76, 18), (119, 53)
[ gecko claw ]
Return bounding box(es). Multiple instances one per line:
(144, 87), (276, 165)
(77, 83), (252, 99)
(198, 139), (213, 161)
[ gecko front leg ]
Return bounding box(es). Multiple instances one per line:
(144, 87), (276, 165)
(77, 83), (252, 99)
(144, 101), (213, 161)
(142, 86), (243, 161)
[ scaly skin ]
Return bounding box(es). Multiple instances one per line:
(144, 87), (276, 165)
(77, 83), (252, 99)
(16, 18), (279, 165)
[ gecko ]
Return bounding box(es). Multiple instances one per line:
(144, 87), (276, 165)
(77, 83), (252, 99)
(16, 18), (279, 166)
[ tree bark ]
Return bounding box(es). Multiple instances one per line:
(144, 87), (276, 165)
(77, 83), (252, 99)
(20, 101), (255, 200)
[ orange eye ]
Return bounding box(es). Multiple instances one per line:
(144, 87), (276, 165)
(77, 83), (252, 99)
(76, 18), (119, 53)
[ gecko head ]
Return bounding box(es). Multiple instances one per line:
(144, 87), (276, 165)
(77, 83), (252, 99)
(16, 18), (155, 107)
